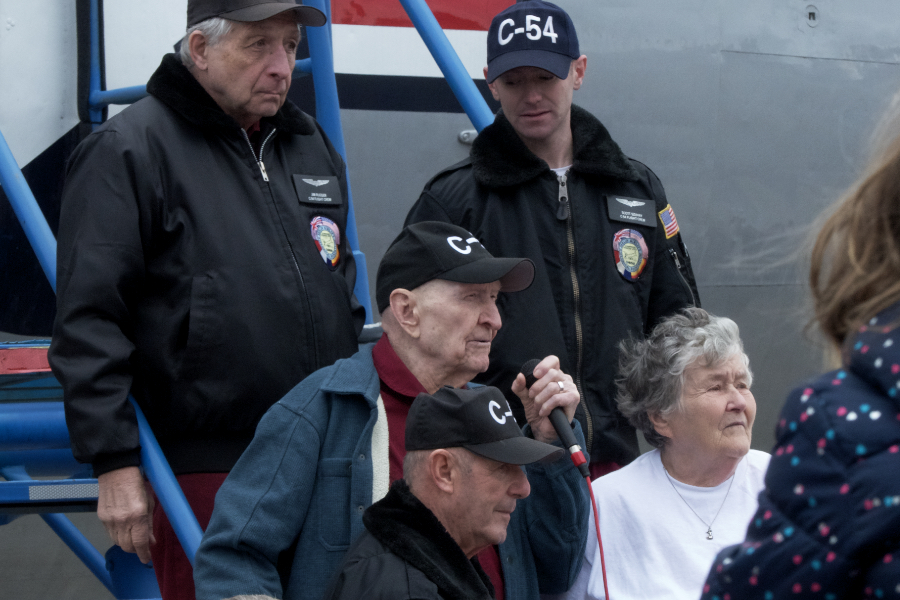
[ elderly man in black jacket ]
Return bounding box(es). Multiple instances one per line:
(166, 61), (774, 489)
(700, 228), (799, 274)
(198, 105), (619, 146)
(48, 1), (363, 598)
(323, 386), (565, 600)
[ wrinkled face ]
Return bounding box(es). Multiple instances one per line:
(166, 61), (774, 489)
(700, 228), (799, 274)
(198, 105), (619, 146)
(661, 354), (756, 461)
(415, 279), (503, 386)
(196, 13), (300, 128)
(448, 451), (530, 556)
(486, 60), (584, 148)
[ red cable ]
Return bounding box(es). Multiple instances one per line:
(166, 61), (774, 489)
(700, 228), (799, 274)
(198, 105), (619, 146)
(586, 475), (611, 600)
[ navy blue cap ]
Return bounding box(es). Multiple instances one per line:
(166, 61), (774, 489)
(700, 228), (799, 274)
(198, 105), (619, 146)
(486, 1), (580, 83)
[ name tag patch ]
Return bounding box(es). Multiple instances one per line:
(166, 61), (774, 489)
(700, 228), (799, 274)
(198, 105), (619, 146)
(606, 196), (656, 228)
(293, 174), (342, 206)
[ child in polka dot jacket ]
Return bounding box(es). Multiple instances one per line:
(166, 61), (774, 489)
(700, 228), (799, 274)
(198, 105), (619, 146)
(703, 305), (900, 599)
(702, 92), (900, 600)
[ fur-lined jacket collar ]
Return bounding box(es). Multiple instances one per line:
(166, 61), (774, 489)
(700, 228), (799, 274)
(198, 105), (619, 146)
(471, 104), (639, 188)
(146, 53), (316, 136)
(363, 480), (494, 600)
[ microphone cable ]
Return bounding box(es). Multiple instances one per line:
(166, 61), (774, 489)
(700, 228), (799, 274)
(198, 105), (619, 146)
(520, 360), (610, 600)
(586, 473), (610, 600)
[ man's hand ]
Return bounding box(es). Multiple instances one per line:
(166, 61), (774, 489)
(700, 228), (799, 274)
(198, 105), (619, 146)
(510, 355), (579, 443)
(97, 466), (155, 563)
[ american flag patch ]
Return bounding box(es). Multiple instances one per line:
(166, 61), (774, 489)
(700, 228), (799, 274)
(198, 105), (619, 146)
(658, 204), (680, 239)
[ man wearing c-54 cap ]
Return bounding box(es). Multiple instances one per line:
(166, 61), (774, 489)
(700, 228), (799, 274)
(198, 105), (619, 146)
(406, 0), (700, 478)
(323, 385), (565, 600)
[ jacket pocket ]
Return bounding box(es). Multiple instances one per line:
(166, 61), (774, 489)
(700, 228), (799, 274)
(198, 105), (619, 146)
(315, 458), (353, 551)
(177, 273), (224, 380)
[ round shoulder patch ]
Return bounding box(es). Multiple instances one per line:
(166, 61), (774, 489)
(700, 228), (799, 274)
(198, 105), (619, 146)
(311, 216), (341, 270)
(612, 229), (648, 281)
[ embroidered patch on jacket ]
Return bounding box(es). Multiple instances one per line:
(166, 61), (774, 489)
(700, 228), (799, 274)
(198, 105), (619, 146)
(613, 229), (648, 281)
(311, 216), (341, 270)
(658, 204), (680, 239)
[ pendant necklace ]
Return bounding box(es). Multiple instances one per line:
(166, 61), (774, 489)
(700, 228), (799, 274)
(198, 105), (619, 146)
(663, 466), (735, 540)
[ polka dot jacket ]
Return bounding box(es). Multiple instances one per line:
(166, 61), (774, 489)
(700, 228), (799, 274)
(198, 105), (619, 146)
(702, 302), (900, 600)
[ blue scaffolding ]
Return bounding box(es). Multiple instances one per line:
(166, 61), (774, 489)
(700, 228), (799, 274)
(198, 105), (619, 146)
(0, 1), (494, 597)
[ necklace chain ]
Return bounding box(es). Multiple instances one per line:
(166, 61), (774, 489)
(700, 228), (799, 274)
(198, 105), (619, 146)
(663, 466), (735, 540)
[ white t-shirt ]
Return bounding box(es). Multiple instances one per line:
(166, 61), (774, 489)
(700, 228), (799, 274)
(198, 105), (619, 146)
(555, 448), (770, 600)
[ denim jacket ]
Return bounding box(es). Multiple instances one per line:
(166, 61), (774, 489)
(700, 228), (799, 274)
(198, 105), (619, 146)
(195, 344), (589, 600)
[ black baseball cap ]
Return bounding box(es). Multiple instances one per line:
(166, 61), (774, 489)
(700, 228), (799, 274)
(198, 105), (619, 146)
(406, 386), (563, 465)
(188, 0), (326, 28)
(375, 222), (534, 313)
(486, 0), (580, 83)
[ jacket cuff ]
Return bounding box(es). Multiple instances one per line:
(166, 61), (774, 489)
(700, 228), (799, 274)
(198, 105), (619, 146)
(92, 449), (142, 478)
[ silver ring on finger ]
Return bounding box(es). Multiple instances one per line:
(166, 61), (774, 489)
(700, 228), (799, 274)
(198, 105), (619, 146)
(557, 381), (565, 393)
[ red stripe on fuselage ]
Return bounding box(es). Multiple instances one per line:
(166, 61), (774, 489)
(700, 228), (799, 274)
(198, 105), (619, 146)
(332, 0), (513, 30)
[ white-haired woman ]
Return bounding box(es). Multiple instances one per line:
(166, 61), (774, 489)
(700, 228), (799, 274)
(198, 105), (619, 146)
(560, 308), (770, 600)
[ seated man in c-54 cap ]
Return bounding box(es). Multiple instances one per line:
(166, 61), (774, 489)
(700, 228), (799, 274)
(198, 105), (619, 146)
(323, 385), (566, 600)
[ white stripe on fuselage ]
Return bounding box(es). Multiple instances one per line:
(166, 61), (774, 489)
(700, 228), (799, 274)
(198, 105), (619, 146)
(332, 25), (488, 79)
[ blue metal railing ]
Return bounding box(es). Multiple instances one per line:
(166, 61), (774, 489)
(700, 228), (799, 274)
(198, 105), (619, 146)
(304, 0), (371, 308)
(131, 394), (204, 564)
(0, 466), (114, 595)
(397, 0), (495, 132)
(0, 401), (69, 451)
(0, 130), (57, 292)
(87, 0), (104, 124)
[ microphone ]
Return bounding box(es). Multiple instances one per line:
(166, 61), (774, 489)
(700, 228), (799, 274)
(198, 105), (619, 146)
(520, 359), (590, 478)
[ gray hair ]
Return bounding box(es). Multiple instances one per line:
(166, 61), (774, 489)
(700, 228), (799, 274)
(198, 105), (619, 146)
(616, 308), (752, 449)
(403, 448), (473, 488)
(179, 16), (304, 68)
(179, 17), (233, 68)
(402, 449), (429, 486)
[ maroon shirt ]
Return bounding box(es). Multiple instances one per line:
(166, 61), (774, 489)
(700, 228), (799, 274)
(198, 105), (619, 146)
(372, 334), (505, 599)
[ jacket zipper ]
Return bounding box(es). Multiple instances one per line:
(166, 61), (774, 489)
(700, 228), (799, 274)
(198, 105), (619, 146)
(243, 128), (276, 182)
(668, 247), (697, 306)
(241, 127), (320, 363)
(557, 172), (593, 455)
